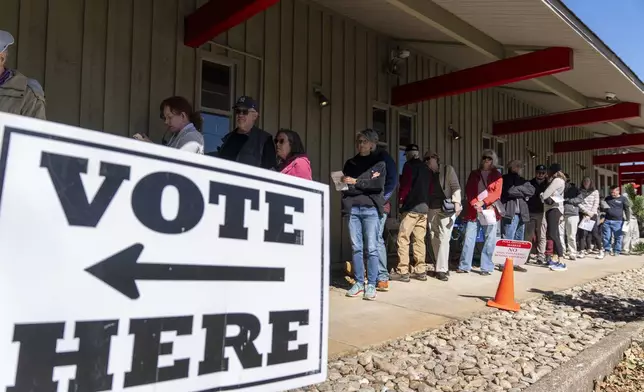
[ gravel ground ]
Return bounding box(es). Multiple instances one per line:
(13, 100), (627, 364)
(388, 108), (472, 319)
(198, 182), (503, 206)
(292, 267), (644, 392)
(595, 335), (644, 392)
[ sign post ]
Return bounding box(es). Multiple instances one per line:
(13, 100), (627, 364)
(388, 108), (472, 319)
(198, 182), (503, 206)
(492, 239), (532, 266)
(0, 113), (329, 392)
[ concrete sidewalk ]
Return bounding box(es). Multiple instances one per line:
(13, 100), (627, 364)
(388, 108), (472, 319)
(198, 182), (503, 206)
(327, 255), (644, 357)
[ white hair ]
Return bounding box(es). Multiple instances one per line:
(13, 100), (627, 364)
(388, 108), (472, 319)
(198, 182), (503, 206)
(481, 149), (499, 167)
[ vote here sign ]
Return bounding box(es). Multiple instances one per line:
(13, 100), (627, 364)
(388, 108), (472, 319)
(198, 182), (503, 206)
(0, 113), (329, 392)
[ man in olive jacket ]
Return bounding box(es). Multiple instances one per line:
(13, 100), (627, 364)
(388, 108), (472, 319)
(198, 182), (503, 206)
(0, 31), (46, 120)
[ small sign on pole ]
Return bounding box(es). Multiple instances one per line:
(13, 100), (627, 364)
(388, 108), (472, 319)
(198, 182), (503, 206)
(0, 113), (329, 392)
(492, 239), (532, 266)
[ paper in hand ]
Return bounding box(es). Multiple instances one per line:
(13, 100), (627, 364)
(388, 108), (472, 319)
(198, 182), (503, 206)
(331, 171), (348, 191)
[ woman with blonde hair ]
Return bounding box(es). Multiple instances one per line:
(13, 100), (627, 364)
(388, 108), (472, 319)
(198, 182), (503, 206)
(540, 163), (567, 271)
(457, 149), (503, 276)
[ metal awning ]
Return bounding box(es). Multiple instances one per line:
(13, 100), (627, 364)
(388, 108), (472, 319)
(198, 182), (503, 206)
(312, 0), (644, 137)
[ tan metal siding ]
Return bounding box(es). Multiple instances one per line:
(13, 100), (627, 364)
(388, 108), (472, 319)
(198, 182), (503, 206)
(3, 0), (596, 264)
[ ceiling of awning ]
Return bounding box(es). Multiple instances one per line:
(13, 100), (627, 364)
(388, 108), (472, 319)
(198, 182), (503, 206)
(312, 0), (644, 137)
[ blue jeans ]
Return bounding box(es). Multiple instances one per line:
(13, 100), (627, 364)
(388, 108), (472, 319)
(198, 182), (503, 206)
(348, 206), (380, 285)
(602, 220), (624, 254)
(459, 220), (497, 273)
(502, 215), (525, 241)
(377, 213), (389, 282)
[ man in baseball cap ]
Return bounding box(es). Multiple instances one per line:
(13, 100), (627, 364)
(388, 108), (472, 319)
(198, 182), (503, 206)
(0, 30), (46, 119)
(215, 95), (276, 169)
(525, 164), (549, 264)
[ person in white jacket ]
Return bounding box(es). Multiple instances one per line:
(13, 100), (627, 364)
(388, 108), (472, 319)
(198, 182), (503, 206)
(424, 152), (461, 282)
(578, 176), (601, 258)
(540, 163), (567, 271)
(621, 187), (639, 255)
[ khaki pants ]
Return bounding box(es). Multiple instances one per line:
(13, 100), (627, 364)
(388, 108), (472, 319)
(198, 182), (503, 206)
(396, 212), (428, 274)
(427, 208), (455, 273)
(525, 212), (547, 259)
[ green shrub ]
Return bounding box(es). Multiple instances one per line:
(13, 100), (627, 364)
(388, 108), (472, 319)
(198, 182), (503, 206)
(624, 184), (644, 222)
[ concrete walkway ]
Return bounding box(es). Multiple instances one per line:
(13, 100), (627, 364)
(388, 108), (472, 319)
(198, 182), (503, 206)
(328, 255), (644, 357)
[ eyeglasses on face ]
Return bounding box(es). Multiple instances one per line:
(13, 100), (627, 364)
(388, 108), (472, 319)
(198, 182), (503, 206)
(356, 139), (369, 145)
(481, 156), (493, 161)
(235, 108), (256, 116)
(274, 138), (288, 145)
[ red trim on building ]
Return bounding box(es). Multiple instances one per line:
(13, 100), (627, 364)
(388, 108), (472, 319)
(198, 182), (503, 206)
(619, 164), (644, 174)
(184, 0), (280, 48)
(593, 152), (644, 165)
(493, 102), (640, 136)
(554, 133), (644, 154)
(391, 47), (573, 106)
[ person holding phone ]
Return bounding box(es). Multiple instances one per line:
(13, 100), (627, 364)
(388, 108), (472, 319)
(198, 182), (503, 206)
(133, 96), (204, 154)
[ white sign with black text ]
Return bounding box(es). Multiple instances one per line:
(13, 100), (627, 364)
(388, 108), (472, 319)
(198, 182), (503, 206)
(0, 113), (329, 392)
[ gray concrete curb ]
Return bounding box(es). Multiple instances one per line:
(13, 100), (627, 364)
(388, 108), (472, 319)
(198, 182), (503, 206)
(526, 320), (644, 392)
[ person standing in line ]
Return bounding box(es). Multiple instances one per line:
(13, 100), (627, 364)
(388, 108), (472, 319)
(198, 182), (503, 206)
(598, 185), (630, 258)
(390, 144), (431, 282)
(622, 186), (640, 255)
(342, 129), (386, 300)
(457, 149), (503, 276)
(560, 174), (583, 260)
(500, 160), (535, 272)
(133, 96), (204, 154)
(0, 31), (46, 119)
(578, 176), (602, 259)
(216, 96), (276, 169)
(375, 141), (398, 292)
(540, 163), (567, 271)
(425, 151), (461, 282)
(525, 165), (548, 264)
(274, 129), (312, 180)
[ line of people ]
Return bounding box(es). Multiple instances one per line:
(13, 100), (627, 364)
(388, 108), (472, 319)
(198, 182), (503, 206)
(342, 138), (639, 301)
(132, 95), (313, 180)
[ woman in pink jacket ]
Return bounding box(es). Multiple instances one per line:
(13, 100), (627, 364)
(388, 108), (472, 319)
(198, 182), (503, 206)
(274, 129), (312, 180)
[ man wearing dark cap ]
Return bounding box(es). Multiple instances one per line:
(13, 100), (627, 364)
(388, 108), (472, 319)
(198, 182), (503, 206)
(525, 164), (548, 264)
(0, 30), (46, 119)
(391, 144), (431, 282)
(216, 96), (276, 169)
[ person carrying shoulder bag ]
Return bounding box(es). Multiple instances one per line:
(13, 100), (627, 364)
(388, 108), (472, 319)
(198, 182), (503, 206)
(425, 152), (462, 282)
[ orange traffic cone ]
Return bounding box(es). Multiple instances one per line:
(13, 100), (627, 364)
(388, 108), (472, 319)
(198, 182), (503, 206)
(487, 258), (520, 312)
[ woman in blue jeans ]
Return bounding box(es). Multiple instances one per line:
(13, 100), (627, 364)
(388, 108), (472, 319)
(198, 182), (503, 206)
(341, 129), (386, 300)
(457, 149), (503, 275)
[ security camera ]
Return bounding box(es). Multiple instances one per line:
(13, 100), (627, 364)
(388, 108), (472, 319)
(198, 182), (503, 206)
(605, 92), (618, 101)
(398, 50), (411, 59)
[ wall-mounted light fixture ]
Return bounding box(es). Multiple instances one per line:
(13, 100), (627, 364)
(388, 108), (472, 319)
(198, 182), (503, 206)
(387, 49), (410, 75)
(313, 87), (329, 107)
(526, 148), (537, 159)
(577, 162), (588, 171)
(448, 124), (461, 140)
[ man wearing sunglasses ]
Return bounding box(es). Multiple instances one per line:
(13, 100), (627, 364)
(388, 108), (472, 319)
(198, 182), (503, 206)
(525, 165), (549, 264)
(216, 96), (276, 170)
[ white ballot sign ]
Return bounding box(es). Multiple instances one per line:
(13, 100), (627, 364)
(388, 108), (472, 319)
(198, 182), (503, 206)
(0, 113), (329, 392)
(492, 240), (532, 266)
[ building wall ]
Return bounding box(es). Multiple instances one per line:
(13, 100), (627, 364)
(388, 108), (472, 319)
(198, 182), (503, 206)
(1, 0), (595, 264)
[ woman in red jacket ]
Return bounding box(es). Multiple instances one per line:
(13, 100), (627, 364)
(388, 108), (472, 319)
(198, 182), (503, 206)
(457, 149), (503, 275)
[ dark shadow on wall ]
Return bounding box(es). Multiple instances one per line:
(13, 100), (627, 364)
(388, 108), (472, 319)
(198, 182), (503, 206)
(529, 288), (644, 323)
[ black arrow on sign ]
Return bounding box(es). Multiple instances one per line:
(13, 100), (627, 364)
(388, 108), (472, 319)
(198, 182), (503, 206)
(85, 243), (285, 300)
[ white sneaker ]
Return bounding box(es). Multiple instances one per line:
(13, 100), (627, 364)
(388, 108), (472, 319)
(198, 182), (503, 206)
(596, 251), (605, 260)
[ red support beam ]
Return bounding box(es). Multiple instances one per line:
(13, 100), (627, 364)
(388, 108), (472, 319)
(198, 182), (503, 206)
(620, 173), (644, 182)
(391, 47), (573, 106)
(593, 152), (644, 165)
(619, 164), (644, 174)
(185, 0), (280, 48)
(554, 133), (644, 154)
(493, 102), (640, 136)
